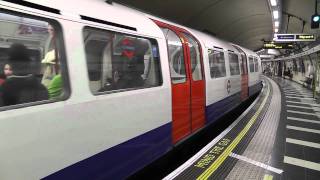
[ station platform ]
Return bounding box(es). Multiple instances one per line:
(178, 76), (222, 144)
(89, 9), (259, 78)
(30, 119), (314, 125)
(163, 76), (320, 180)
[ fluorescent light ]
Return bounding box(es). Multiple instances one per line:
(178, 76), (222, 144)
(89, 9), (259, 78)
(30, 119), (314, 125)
(273, 10), (279, 19)
(275, 21), (279, 27)
(275, 28), (279, 33)
(270, 0), (277, 6)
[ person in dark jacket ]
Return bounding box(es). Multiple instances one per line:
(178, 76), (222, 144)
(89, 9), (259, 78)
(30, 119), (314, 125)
(0, 43), (48, 106)
(99, 38), (148, 91)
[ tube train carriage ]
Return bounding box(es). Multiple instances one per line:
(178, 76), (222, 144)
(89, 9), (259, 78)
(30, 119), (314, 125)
(0, 0), (262, 179)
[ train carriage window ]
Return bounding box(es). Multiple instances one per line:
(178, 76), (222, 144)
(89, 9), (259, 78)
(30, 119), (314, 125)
(249, 56), (254, 72)
(0, 11), (69, 108)
(208, 49), (226, 78)
(228, 53), (240, 75)
(182, 33), (202, 81)
(161, 28), (186, 84)
(83, 27), (162, 94)
(254, 57), (259, 72)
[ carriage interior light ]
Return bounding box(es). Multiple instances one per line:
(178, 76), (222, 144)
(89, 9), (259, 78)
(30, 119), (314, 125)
(275, 21), (279, 27)
(273, 10), (279, 19)
(270, 0), (277, 6)
(275, 28), (279, 33)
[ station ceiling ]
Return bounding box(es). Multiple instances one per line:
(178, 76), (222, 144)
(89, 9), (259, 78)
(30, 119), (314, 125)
(114, 0), (320, 54)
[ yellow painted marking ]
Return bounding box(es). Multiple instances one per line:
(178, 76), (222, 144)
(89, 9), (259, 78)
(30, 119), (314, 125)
(263, 174), (273, 180)
(197, 84), (270, 180)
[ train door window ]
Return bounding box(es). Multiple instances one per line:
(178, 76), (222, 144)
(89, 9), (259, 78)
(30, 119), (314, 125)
(182, 33), (202, 81)
(161, 28), (186, 84)
(254, 57), (259, 72)
(228, 52), (240, 75)
(239, 55), (243, 75)
(0, 10), (69, 109)
(249, 56), (254, 72)
(208, 49), (226, 78)
(83, 27), (162, 94)
(240, 53), (247, 75)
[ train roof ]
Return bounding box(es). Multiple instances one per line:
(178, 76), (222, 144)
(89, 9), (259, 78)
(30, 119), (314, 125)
(188, 29), (238, 52)
(1, 0), (164, 39)
(7, 0), (258, 56)
(145, 13), (238, 52)
(232, 44), (259, 58)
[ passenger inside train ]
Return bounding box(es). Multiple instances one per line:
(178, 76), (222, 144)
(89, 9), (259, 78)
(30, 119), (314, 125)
(0, 63), (13, 85)
(83, 27), (162, 94)
(0, 12), (67, 107)
(0, 43), (48, 106)
(98, 37), (147, 91)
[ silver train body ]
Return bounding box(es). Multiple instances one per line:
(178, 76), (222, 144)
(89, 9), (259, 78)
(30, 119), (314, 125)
(0, 0), (262, 179)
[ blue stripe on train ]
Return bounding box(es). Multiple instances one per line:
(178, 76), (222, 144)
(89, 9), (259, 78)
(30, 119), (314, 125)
(205, 81), (262, 124)
(249, 82), (262, 96)
(42, 123), (172, 180)
(205, 92), (241, 124)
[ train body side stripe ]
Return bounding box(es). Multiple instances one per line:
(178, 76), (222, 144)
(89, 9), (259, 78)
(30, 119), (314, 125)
(249, 82), (263, 96)
(43, 123), (172, 180)
(206, 92), (242, 124)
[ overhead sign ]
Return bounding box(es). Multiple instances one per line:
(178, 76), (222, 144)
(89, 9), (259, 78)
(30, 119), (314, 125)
(263, 41), (294, 49)
(274, 34), (316, 42)
(296, 34), (315, 41)
(259, 54), (275, 59)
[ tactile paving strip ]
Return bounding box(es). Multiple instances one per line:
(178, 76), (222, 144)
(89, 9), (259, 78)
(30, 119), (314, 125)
(225, 77), (282, 180)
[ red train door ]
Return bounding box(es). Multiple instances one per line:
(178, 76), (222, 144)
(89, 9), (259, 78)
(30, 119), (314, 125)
(181, 32), (205, 132)
(234, 46), (248, 100)
(154, 20), (205, 144)
(239, 52), (249, 100)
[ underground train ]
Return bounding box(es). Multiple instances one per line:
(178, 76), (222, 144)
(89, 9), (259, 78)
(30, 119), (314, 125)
(0, 0), (262, 179)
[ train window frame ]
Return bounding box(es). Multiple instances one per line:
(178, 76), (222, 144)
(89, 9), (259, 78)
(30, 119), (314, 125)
(228, 52), (240, 76)
(249, 56), (254, 73)
(160, 27), (187, 84)
(82, 26), (163, 96)
(182, 32), (203, 82)
(254, 57), (259, 72)
(0, 9), (71, 111)
(208, 48), (227, 79)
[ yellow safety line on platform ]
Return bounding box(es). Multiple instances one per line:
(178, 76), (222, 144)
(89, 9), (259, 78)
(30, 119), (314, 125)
(263, 174), (273, 180)
(197, 83), (270, 180)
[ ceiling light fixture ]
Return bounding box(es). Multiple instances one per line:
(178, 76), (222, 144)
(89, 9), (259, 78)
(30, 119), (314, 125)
(273, 10), (279, 19)
(270, 0), (277, 6)
(311, 0), (320, 29)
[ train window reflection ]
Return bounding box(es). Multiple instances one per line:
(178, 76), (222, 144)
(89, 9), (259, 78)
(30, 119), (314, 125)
(183, 33), (202, 81)
(228, 53), (240, 75)
(161, 28), (186, 84)
(83, 27), (162, 94)
(249, 56), (254, 73)
(0, 11), (69, 108)
(254, 57), (259, 72)
(208, 49), (226, 78)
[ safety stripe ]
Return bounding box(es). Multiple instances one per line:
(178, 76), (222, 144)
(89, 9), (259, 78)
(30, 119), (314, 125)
(197, 82), (270, 180)
(229, 153), (283, 174)
(263, 174), (273, 180)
